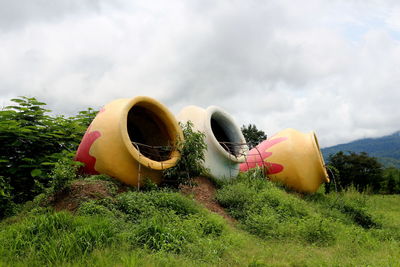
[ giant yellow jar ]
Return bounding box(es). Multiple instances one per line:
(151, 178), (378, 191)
(240, 128), (329, 193)
(75, 96), (183, 187)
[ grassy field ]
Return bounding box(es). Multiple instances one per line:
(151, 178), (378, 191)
(1, 171), (399, 267)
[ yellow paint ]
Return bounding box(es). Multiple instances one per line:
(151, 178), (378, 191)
(85, 97), (183, 187)
(266, 128), (329, 193)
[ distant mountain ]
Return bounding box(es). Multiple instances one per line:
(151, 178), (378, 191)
(322, 131), (400, 168)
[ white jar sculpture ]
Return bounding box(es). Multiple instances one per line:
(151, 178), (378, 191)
(177, 106), (248, 179)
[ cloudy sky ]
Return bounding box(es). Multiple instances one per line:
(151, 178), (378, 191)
(1, 0), (399, 147)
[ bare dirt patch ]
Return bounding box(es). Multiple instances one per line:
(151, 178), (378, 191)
(50, 177), (235, 225)
(52, 180), (114, 212)
(180, 176), (236, 224)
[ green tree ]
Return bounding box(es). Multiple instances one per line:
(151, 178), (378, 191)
(0, 96), (97, 204)
(328, 151), (384, 192)
(241, 124), (267, 149)
(381, 167), (400, 194)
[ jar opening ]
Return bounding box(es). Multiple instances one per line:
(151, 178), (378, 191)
(210, 111), (244, 157)
(127, 105), (173, 161)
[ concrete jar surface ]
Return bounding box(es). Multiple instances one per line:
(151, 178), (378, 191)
(240, 128), (329, 193)
(75, 96), (183, 187)
(177, 105), (248, 179)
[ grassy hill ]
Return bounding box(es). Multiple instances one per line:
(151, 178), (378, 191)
(322, 131), (400, 168)
(1, 171), (399, 266)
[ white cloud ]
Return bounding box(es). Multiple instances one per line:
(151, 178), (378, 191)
(0, 0), (399, 147)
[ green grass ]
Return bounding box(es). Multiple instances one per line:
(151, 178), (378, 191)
(1, 172), (400, 266)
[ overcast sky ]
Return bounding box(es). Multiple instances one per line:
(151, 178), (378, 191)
(1, 0), (399, 147)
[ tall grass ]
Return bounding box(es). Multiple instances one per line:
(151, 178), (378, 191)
(0, 211), (118, 265)
(1, 172), (399, 266)
(216, 169), (388, 246)
(0, 188), (231, 266)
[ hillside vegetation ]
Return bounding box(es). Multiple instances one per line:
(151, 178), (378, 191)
(1, 169), (399, 266)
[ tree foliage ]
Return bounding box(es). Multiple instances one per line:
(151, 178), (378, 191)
(328, 151), (384, 192)
(381, 167), (400, 194)
(241, 124), (267, 149)
(0, 96), (97, 205)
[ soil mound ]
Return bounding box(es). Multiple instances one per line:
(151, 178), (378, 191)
(50, 177), (234, 224)
(180, 176), (236, 224)
(52, 180), (115, 212)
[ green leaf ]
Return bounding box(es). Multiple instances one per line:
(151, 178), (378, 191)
(40, 162), (56, 166)
(31, 169), (43, 177)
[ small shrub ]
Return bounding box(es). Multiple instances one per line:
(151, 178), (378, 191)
(163, 121), (208, 185)
(49, 156), (82, 193)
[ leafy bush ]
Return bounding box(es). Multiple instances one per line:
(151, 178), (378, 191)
(48, 155), (83, 193)
(0, 96), (97, 204)
(163, 121), (208, 185)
